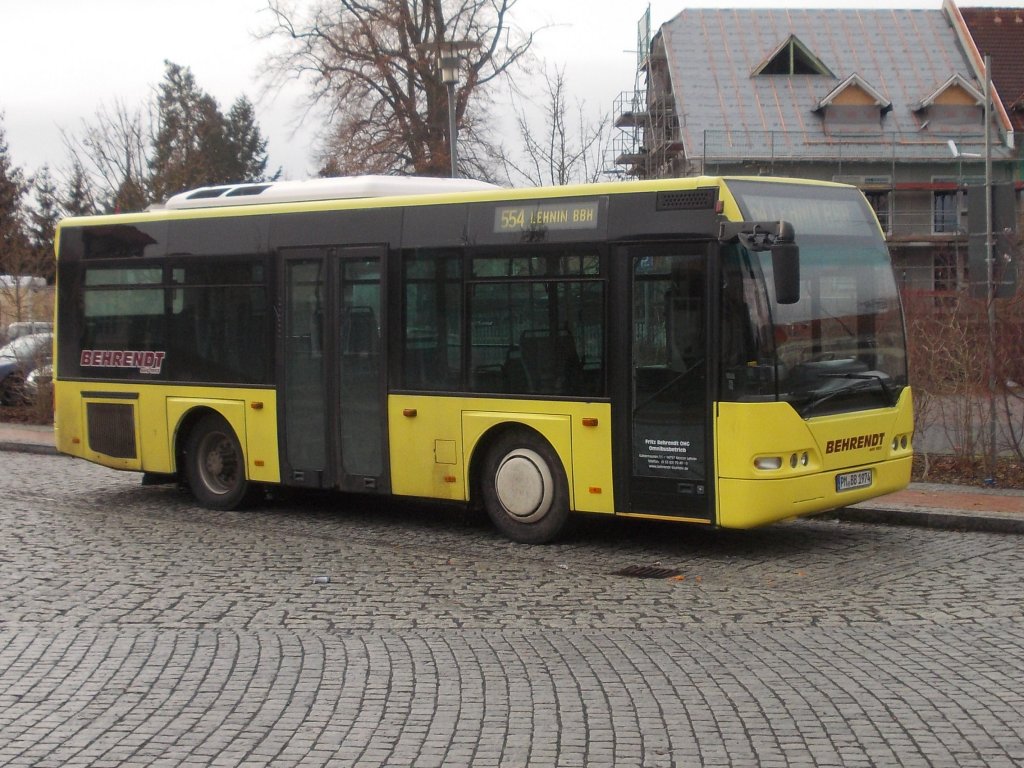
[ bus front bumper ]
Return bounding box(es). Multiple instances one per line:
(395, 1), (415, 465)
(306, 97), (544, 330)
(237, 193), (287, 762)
(716, 455), (913, 529)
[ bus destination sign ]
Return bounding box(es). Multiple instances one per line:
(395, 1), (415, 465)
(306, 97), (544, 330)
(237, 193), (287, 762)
(494, 200), (601, 234)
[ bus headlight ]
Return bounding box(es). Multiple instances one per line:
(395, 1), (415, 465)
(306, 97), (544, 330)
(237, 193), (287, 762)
(755, 456), (783, 470)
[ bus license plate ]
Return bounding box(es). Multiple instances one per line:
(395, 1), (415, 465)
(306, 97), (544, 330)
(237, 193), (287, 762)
(836, 469), (873, 493)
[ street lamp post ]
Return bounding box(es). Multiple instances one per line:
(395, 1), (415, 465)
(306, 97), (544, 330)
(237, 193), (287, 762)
(950, 55), (999, 482)
(982, 54), (997, 483)
(417, 40), (478, 179)
(440, 53), (460, 178)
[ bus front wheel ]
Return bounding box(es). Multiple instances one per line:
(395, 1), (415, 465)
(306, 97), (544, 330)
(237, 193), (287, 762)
(184, 413), (253, 510)
(481, 430), (570, 544)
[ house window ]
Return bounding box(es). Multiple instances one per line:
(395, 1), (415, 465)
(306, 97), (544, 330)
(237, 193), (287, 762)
(864, 190), (891, 234)
(933, 190), (960, 234)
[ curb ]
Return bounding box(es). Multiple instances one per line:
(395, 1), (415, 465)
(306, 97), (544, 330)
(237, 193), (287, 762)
(827, 506), (1024, 535)
(0, 440), (59, 456)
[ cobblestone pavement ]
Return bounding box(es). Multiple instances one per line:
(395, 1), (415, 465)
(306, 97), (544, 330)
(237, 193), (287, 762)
(1, 453), (1023, 767)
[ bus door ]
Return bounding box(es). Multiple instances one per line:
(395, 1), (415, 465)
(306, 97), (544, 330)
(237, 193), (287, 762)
(280, 245), (387, 493)
(334, 246), (386, 493)
(627, 247), (712, 521)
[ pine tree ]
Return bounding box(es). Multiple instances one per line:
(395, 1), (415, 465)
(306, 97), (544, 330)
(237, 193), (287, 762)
(149, 62), (276, 199)
(149, 61), (222, 199)
(61, 159), (99, 217)
(0, 114), (30, 272)
(225, 96), (276, 182)
(67, 63), (277, 209)
(0, 114), (36, 322)
(27, 166), (60, 282)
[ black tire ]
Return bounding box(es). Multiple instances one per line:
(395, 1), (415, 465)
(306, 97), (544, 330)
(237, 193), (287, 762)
(184, 413), (253, 510)
(1, 374), (26, 406)
(480, 429), (570, 544)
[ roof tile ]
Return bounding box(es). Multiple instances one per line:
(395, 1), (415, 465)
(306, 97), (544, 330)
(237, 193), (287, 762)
(960, 7), (1024, 129)
(658, 8), (993, 160)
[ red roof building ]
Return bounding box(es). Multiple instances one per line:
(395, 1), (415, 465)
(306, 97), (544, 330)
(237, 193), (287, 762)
(959, 7), (1024, 132)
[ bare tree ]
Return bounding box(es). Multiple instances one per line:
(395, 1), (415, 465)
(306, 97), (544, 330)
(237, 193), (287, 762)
(62, 63), (276, 212)
(260, 0), (534, 178)
(500, 64), (610, 187)
(62, 99), (151, 213)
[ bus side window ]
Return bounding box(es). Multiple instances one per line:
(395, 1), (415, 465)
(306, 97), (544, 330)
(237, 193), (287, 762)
(467, 248), (604, 398)
(401, 249), (462, 390)
(519, 329), (581, 394)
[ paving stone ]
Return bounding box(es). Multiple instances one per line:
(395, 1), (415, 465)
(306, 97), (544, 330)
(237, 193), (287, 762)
(0, 453), (1022, 765)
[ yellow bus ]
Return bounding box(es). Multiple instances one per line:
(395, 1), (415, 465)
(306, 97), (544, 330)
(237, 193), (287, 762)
(53, 175), (913, 543)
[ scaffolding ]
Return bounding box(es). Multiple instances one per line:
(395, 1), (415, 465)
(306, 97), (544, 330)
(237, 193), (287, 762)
(609, 6), (687, 179)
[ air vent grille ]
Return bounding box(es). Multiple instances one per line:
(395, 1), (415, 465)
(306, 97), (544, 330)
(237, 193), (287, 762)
(656, 188), (718, 211)
(87, 402), (137, 459)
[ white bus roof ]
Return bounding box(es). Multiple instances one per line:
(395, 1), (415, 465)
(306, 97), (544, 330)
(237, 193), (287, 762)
(159, 175), (501, 210)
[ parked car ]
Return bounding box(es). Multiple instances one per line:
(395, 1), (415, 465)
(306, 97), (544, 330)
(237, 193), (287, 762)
(0, 332), (52, 405)
(24, 363), (53, 403)
(0, 320), (52, 346)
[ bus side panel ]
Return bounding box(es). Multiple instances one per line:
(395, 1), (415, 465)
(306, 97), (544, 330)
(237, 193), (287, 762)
(715, 389), (914, 527)
(55, 384), (150, 472)
(166, 393), (281, 484)
(388, 395), (614, 514)
(243, 391), (280, 483)
(462, 410), (574, 509)
(387, 395), (468, 501)
(53, 384), (279, 481)
(54, 382), (85, 458)
(566, 403), (614, 514)
(167, 397), (244, 475)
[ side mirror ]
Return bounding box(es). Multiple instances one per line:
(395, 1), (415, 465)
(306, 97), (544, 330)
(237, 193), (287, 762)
(771, 243), (800, 304)
(719, 220), (801, 303)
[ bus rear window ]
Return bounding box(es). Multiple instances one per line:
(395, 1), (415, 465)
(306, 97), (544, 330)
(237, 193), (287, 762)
(77, 260), (271, 385)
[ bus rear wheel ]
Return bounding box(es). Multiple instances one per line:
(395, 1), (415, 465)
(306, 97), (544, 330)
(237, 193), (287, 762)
(185, 413), (253, 510)
(481, 429), (570, 544)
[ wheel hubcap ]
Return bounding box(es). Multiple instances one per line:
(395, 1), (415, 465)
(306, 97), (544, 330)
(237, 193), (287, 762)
(494, 448), (553, 523)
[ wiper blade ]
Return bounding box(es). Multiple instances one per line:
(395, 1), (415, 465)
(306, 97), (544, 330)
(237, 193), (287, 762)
(820, 371), (896, 407)
(795, 379), (876, 415)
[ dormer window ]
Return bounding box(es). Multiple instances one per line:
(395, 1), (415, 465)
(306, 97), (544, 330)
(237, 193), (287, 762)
(815, 74), (892, 132)
(754, 35), (833, 76)
(913, 74), (985, 128)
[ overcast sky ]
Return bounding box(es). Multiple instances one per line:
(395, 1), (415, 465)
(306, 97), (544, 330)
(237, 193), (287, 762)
(2, 0), (1020, 182)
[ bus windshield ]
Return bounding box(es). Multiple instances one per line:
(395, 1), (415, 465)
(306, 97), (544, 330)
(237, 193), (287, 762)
(722, 180), (908, 416)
